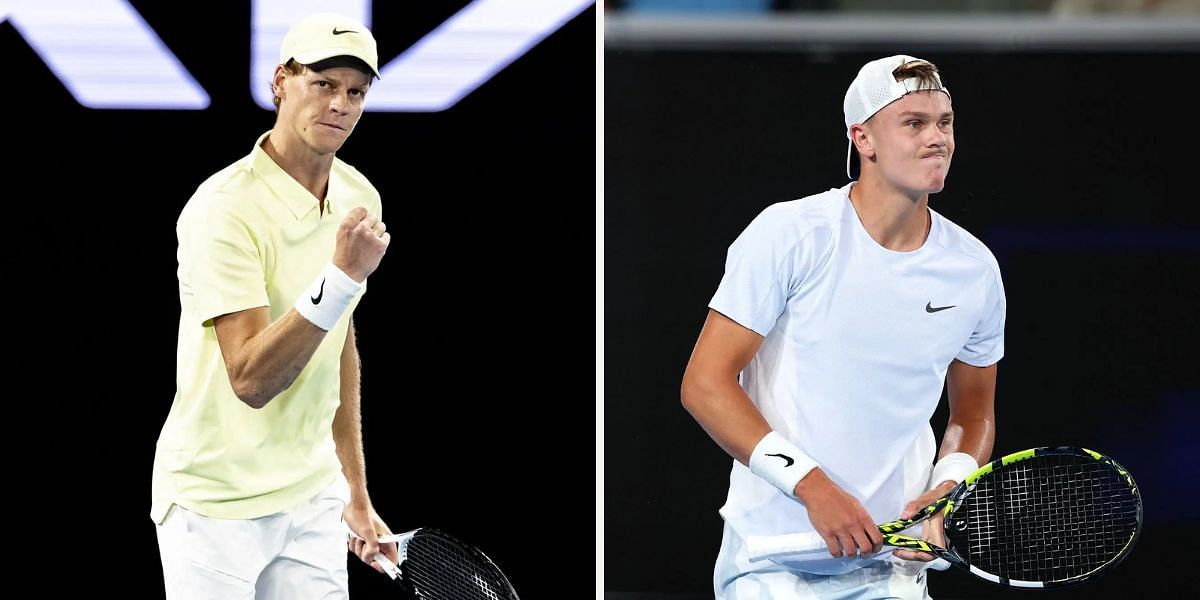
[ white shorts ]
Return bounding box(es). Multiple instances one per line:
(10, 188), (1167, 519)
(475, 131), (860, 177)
(155, 473), (352, 600)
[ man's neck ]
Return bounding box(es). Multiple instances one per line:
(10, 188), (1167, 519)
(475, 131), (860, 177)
(262, 127), (334, 207)
(848, 175), (931, 252)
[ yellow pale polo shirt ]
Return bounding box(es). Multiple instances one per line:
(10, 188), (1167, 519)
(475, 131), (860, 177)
(151, 131), (382, 523)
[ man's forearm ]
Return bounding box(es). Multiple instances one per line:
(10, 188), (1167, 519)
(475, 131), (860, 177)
(942, 360), (998, 466)
(227, 310), (329, 408)
(334, 324), (369, 505)
(334, 400), (367, 505)
(939, 417), (995, 466)
(681, 371), (772, 466)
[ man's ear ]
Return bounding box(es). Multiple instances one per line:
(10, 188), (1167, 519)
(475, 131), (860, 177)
(850, 123), (875, 160)
(273, 65), (288, 102)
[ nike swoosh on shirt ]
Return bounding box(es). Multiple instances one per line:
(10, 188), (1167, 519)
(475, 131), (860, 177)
(926, 302), (955, 313)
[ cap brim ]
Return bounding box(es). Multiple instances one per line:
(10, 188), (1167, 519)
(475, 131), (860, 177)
(291, 48), (381, 79)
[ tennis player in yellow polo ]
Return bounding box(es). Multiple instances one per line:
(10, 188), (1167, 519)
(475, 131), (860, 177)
(151, 13), (396, 598)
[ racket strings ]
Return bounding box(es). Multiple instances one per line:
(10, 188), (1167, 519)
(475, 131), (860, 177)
(962, 453), (1139, 583)
(404, 532), (513, 600)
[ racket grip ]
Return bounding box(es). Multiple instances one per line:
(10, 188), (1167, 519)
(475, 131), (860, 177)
(373, 553), (402, 580)
(343, 523), (412, 580)
(745, 532), (828, 562)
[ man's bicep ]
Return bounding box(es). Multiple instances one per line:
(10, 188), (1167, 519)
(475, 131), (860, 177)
(946, 359), (997, 421)
(213, 307), (271, 368)
(689, 309), (766, 378)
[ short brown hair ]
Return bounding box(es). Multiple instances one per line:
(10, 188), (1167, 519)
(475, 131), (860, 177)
(892, 60), (944, 91)
(272, 59), (307, 112)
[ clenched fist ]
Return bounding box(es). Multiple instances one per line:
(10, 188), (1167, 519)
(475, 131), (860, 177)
(333, 207), (390, 282)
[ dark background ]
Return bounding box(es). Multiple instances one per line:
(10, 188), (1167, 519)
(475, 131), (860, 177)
(605, 49), (1199, 597)
(6, 2), (595, 598)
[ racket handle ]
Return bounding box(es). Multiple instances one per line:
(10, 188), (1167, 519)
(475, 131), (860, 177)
(373, 553), (402, 580)
(745, 532), (828, 562)
(343, 523), (413, 580)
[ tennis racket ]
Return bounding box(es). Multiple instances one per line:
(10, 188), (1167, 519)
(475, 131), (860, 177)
(347, 526), (520, 599)
(746, 446), (1142, 588)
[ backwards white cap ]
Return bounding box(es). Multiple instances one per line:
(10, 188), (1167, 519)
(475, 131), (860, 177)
(843, 55), (950, 179)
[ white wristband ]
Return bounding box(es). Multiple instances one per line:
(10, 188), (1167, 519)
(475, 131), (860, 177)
(294, 262), (362, 331)
(928, 452), (979, 488)
(748, 431), (819, 497)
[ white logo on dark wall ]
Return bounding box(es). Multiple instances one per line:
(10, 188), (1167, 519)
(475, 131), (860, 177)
(5, 0), (593, 111)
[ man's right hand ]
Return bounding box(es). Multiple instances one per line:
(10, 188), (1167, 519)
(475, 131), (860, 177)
(334, 207), (390, 282)
(793, 468), (883, 558)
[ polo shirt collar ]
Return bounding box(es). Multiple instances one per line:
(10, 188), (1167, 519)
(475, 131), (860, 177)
(246, 131), (329, 220)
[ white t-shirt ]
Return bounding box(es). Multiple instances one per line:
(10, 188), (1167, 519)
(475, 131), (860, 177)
(709, 182), (1005, 573)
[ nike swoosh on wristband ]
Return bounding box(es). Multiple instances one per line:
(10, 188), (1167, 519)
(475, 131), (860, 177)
(311, 278), (325, 304)
(766, 453), (795, 467)
(332, 28), (357, 35)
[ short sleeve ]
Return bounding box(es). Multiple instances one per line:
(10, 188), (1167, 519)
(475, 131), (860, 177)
(708, 204), (812, 337)
(178, 197), (270, 327)
(956, 268), (1006, 366)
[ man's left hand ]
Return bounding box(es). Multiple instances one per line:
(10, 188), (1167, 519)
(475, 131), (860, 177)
(893, 480), (955, 562)
(344, 502), (399, 573)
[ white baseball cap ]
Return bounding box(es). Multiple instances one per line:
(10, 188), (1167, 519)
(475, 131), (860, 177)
(279, 13), (381, 79)
(843, 55), (950, 179)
